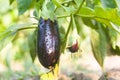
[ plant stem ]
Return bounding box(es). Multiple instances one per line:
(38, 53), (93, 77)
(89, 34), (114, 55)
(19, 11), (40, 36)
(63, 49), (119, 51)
(75, 0), (85, 14)
(65, 16), (72, 38)
(57, 15), (70, 18)
(17, 26), (37, 31)
(61, 16), (72, 53)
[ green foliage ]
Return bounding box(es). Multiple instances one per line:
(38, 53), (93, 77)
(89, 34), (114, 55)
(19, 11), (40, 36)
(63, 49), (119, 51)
(0, 23), (36, 51)
(16, 0), (32, 15)
(77, 6), (120, 32)
(27, 30), (37, 62)
(9, 0), (14, 4)
(0, 0), (119, 75)
(91, 24), (107, 68)
(101, 0), (117, 8)
(60, 17), (72, 53)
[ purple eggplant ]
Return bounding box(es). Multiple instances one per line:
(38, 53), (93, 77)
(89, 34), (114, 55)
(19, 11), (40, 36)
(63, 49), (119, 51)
(37, 17), (60, 69)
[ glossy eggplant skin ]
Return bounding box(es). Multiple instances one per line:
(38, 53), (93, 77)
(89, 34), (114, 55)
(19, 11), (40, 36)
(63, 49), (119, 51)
(37, 17), (60, 69)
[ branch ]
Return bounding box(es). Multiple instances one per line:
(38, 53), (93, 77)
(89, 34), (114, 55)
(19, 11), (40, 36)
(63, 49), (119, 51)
(75, 0), (85, 14)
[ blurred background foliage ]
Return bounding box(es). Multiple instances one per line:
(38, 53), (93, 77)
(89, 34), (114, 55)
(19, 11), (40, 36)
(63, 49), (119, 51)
(0, 0), (120, 79)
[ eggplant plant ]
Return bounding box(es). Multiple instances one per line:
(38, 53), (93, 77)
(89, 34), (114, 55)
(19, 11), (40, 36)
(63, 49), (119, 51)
(0, 0), (120, 79)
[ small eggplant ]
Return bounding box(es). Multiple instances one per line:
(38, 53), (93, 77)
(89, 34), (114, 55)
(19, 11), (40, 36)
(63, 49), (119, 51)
(37, 17), (60, 69)
(68, 40), (79, 53)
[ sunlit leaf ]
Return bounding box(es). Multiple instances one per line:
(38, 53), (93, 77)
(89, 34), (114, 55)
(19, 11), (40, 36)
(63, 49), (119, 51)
(75, 16), (86, 39)
(13, 35), (29, 61)
(108, 28), (118, 48)
(47, 1), (55, 11)
(74, 0), (83, 7)
(91, 25), (107, 68)
(71, 15), (77, 30)
(41, 1), (55, 20)
(52, 0), (75, 14)
(0, 23), (36, 51)
(76, 6), (120, 32)
(52, 0), (61, 7)
(5, 53), (11, 69)
(0, 31), (16, 51)
(35, 0), (44, 10)
(94, 7), (120, 26)
(76, 7), (95, 17)
(47, 1), (55, 20)
(64, 6), (76, 14)
(94, 0), (100, 5)
(56, 7), (70, 18)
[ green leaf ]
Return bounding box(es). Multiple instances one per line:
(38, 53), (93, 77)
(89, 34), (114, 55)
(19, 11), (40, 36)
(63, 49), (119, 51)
(94, 7), (120, 26)
(17, 0), (32, 15)
(5, 53), (11, 69)
(71, 15), (77, 30)
(59, 26), (66, 42)
(47, 1), (55, 20)
(108, 27), (118, 48)
(0, 23), (36, 51)
(28, 30), (37, 62)
(0, 23), (36, 35)
(41, 1), (54, 20)
(9, 0), (15, 4)
(47, 1), (55, 11)
(91, 24), (107, 68)
(76, 7), (95, 17)
(52, 0), (68, 13)
(82, 17), (97, 29)
(52, 0), (61, 7)
(13, 35), (29, 61)
(94, 0), (100, 5)
(75, 16), (86, 39)
(0, 31), (16, 51)
(76, 6), (120, 32)
(64, 6), (76, 14)
(74, 16), (81, 34)
(34, 0), (44, 18)
(74, 0), (83, 7)
(56, 7), (70, 18)
(35, 0), (44, 9)
(86, 0), (94, 8)
(33, 8), (40, 19)
(101, 0), (117, 8)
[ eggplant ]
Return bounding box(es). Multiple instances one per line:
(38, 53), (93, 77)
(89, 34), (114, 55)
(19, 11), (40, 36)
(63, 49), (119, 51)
(37, 17), (60, 69)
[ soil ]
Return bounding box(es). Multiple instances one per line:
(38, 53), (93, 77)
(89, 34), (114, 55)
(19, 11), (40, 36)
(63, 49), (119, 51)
(11, 69), (120, 80)
(58, 53), (120, 80)
(1, 51), (120, 80)
(18, 54), (120, 80)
